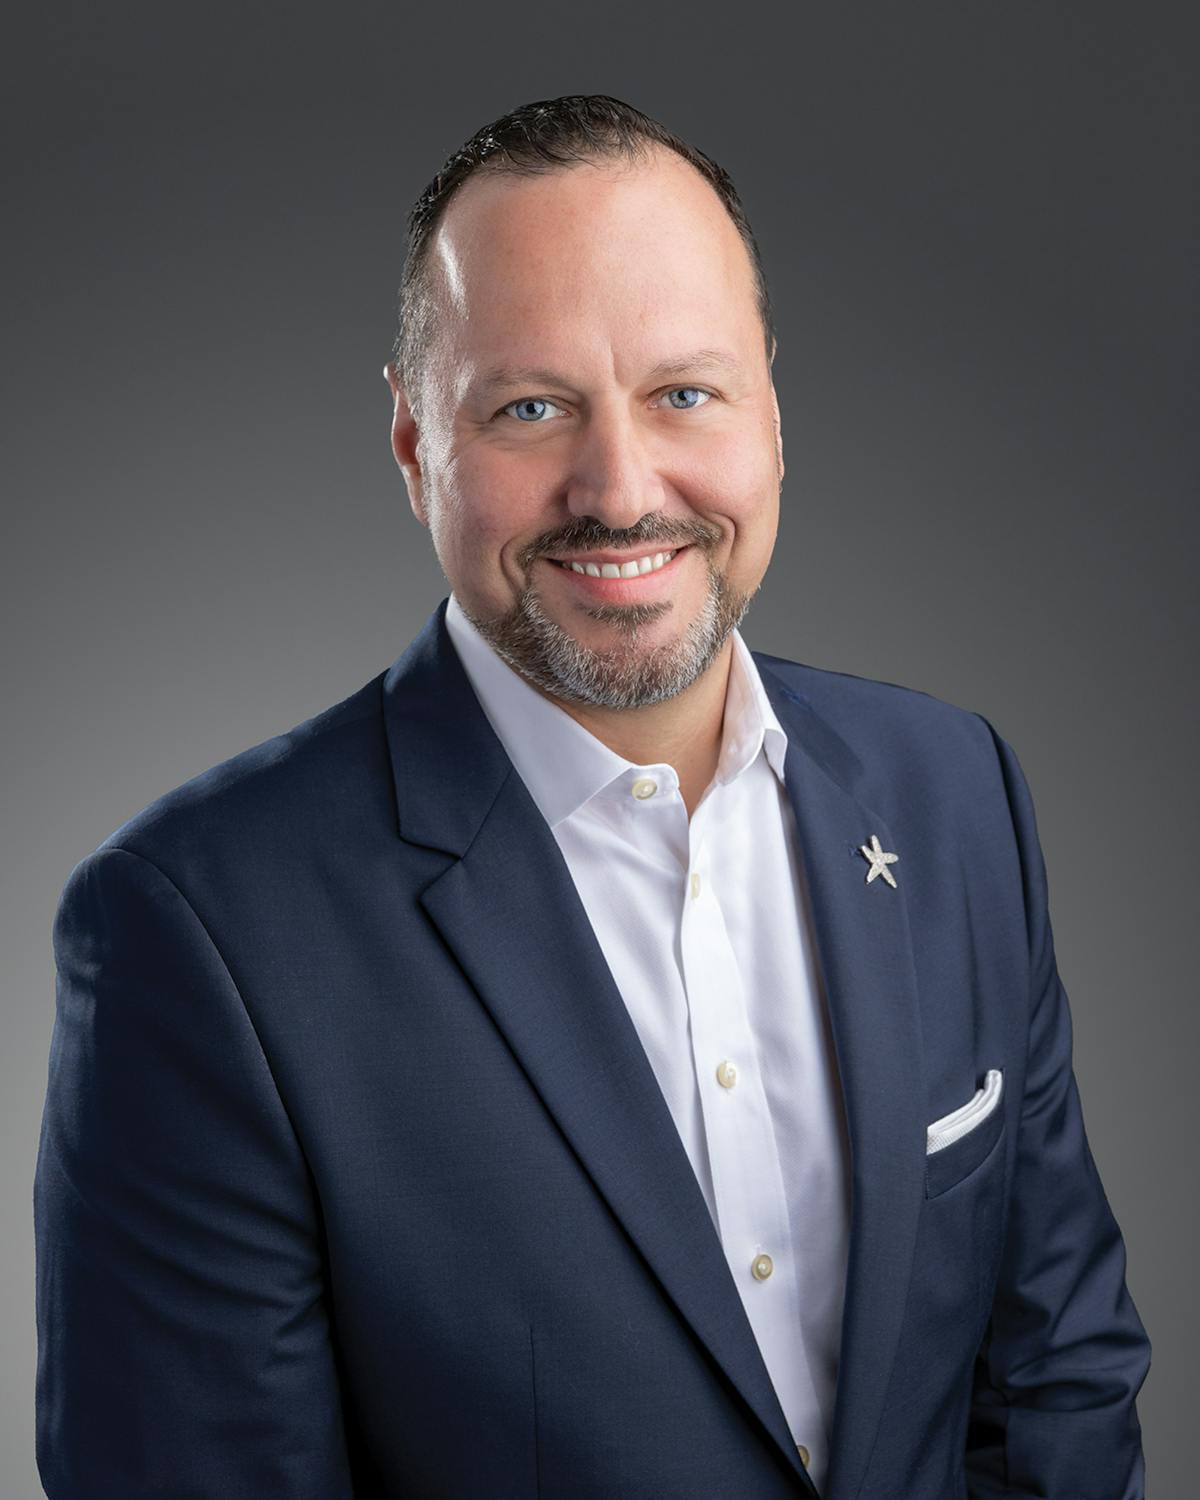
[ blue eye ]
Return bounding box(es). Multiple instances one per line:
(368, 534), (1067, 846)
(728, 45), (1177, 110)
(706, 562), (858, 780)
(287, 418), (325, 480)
(498, 387), (714, 423)
(660, 387), (711, 410)
(502, 398), (565, 423)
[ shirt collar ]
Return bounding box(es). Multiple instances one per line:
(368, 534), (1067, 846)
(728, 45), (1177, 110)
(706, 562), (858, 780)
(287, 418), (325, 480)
(444, 592), (789, 830)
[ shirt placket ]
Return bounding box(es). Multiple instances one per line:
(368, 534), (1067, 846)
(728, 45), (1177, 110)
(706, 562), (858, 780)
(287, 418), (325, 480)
(680, 794), (826, 1449)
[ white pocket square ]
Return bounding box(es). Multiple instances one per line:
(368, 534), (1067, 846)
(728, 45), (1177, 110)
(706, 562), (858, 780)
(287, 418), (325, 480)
(926, 1068), (1004, 1155)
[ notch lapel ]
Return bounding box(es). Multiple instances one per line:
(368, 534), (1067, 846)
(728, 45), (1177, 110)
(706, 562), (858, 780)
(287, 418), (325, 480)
(756, 659), (927, 1500)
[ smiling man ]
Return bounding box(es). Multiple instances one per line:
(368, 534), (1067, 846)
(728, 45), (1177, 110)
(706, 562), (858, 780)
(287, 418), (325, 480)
(35, 96), (1150, 1499)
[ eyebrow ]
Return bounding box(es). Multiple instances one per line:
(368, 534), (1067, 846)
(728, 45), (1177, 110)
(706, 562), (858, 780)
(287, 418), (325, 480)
(467, 348), (746, 400)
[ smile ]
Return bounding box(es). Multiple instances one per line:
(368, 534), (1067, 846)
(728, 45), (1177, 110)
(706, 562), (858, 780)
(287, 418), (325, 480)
(551, 548), (681, 579)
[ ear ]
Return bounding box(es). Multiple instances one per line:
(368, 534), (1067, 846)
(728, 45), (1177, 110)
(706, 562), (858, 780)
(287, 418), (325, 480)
(383, 362), (429, 527)
(770, 380), (784, 483)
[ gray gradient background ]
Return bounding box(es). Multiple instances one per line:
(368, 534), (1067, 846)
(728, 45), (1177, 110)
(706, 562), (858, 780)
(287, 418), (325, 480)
(4, 4), (1195, 1493)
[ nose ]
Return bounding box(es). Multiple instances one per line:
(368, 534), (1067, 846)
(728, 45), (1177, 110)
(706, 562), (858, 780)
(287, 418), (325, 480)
(564, 398), (663, 532)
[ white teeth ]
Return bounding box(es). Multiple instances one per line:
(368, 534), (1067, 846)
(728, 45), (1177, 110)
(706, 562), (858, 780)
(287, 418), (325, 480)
(560, 548), (677, 579)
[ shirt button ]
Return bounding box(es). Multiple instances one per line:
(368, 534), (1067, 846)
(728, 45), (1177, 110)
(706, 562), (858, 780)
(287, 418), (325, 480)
(631, 777), (658, 800)
(716, 1060), (738, 1089)
(796, 1443), (810, 1468)
(689, 871), (702, 899)
(751, 1253), (774, 1281)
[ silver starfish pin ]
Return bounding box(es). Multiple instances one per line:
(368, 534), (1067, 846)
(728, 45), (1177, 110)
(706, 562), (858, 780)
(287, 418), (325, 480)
(860, 833), (900, 888)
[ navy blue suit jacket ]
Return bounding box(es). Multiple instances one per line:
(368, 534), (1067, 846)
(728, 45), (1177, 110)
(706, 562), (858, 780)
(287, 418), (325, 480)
(34, 597), (1150, 1498)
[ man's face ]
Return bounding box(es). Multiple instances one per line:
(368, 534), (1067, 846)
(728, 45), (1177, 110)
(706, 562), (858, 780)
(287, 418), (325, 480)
(388, 147), (784, 709)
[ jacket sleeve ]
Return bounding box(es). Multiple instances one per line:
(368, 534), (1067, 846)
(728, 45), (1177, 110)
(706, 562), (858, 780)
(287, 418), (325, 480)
(34, 844), (358, 1498)
(964, 723), (1152, 1498)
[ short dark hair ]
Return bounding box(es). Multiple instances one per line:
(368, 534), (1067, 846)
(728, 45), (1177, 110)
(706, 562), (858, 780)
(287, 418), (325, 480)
(390, 94), (776, 428)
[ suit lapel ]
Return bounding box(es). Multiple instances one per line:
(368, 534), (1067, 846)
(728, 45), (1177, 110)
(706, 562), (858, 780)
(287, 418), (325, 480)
(755, 659), (927, 1500)
(421, 780), (822, 1494)
(383, 601), (923, 1499)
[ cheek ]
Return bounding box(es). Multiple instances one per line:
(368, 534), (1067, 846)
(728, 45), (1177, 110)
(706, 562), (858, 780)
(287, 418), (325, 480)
(692, 448), (778, 535)
(439, 452), (550, 566)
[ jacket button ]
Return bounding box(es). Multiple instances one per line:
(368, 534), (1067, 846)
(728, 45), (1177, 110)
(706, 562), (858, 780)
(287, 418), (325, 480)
(751, 1253), (773, 1280)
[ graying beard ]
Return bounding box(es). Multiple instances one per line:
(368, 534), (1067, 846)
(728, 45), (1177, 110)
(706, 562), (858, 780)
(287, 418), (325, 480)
(464, 559), (754, 710)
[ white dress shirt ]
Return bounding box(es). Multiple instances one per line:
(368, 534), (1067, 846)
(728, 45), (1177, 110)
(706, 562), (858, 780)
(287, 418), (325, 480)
(444, 591), (851, 1488)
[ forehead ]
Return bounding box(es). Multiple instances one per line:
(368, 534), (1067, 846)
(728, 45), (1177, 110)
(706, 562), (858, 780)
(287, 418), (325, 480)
(424, 150), (761, 390)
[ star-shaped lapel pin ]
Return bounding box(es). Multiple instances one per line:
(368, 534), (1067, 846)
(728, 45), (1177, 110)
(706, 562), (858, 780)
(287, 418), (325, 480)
(859, 833), (900, 888)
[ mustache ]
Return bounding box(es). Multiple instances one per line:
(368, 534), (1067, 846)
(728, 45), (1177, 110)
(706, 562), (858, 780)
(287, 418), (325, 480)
(522, 516), (720, 565)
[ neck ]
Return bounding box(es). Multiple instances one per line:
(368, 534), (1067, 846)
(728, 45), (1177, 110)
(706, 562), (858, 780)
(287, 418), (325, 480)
(543, 638), (735, 819)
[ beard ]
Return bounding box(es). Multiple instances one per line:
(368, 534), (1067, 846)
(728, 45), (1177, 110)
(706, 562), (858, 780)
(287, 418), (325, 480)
(455, 545), (757, 710)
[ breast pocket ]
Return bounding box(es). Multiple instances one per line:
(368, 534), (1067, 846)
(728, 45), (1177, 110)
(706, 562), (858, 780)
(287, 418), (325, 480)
(925, 1068), (1006, 1198)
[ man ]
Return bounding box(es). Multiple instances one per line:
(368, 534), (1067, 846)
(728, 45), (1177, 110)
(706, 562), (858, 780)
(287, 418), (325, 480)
(35, 95), (1150, 1498)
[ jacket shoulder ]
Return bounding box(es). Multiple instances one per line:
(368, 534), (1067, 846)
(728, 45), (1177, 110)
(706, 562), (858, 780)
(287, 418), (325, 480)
(754, 650), (999, 759)
(750, 648), (1030, 851)
(73, 668), (392, 887)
